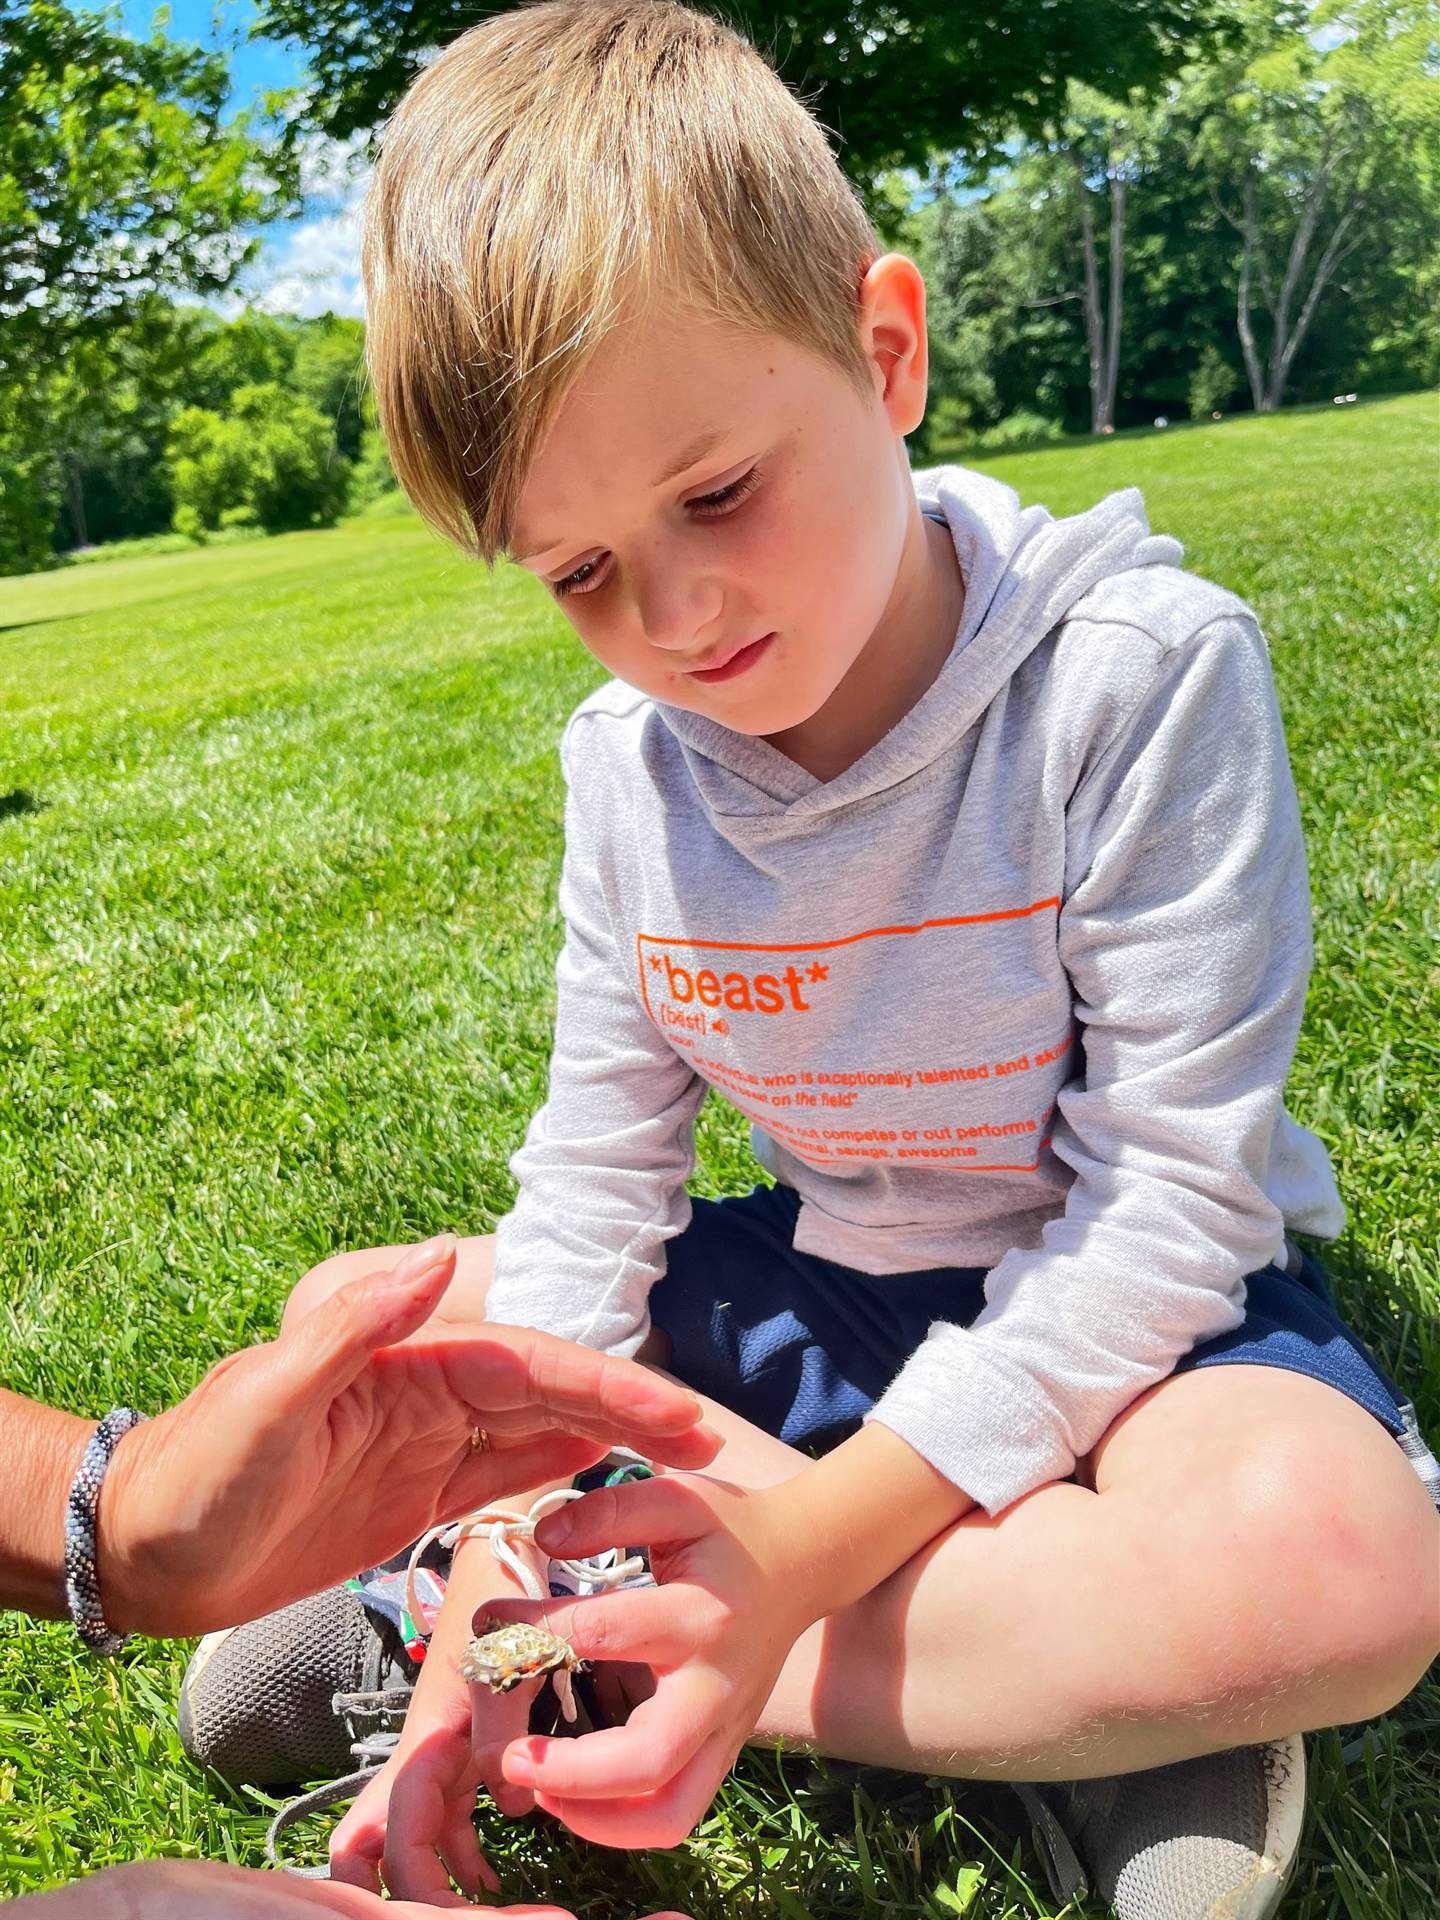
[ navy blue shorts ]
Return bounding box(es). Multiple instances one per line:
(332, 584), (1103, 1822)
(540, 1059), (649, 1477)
(650, 1184), (1437, 1493)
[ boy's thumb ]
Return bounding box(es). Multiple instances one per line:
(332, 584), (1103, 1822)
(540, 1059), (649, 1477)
(280, 1234), (458, 1397)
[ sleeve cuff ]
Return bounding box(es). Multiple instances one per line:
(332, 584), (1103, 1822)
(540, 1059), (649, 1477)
(863, 1328), (1082, 1516)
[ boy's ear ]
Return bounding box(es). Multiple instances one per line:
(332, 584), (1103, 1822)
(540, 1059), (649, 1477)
(858, 252), (929, 438)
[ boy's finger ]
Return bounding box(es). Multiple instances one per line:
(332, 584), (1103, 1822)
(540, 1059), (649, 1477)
(502, 1669), (718, 1800)
(328, 1795), (388, 1895)
(438, 1808), (498, 1899)
(537, 1724), (736, 1850)
(533, 1473), (715, 1557)
(327, 1844), (383, 1898)
(477, 1586), (698, 1669)
(382, 1767), (474, 1908)
(472, 1667), (539, 1818)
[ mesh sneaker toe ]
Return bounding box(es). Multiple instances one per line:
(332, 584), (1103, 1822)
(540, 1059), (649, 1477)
(1015, 1735), (1306, 1920)
(178, 1583), (418, 1787)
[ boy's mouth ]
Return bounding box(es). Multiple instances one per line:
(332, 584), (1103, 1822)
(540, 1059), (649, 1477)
(686, 632), (775, 683)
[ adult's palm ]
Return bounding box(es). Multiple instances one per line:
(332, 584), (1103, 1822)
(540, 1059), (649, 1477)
(101, 1237), (717, 1637)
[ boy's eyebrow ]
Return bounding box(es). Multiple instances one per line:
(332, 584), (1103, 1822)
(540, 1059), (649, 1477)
(512, 425), (727, 563)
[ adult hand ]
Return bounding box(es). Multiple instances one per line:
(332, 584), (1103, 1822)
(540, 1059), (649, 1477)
(486, 1474), (816, 1849)
(11, 1857), (624, 1916)
(99, 1237), (719, 1637)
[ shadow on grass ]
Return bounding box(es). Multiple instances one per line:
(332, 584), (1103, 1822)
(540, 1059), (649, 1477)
(0, 788), (48, 820)
(1316, 1237), (1440, 1443)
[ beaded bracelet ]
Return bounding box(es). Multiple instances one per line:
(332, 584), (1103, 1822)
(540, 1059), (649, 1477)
(64, 1408), (148, 1655)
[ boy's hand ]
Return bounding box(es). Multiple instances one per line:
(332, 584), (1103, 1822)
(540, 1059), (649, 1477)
(481, 1427), (978, 1850)
(329, 1635), (540, 1902)
(483, 1475), (821, 1849)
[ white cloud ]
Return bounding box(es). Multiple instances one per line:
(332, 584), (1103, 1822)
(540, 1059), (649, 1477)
(225, 137), (373, 319)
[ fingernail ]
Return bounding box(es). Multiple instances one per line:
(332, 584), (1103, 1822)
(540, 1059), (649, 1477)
(389, 1232), (456, 1284)
(504, 1752), (536, 1786)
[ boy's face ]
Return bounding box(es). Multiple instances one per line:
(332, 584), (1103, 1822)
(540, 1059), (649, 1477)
(508, 255), (951, 747)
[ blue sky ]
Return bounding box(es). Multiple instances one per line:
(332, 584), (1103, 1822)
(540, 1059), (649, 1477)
(115, 0), (372, 316)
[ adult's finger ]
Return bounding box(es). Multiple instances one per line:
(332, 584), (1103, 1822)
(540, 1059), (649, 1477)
(502, 1669), (718, 1801)
(537, 1724), (737, 1850)
(439, 1433), (606, 1518)
(382, 1760), (482, 1908)
(275, 1237), (459, 1404)
(479, 1585), (702, 1672)
(434, 1327), (714, 1442)
(533, 1472), (722, 1559)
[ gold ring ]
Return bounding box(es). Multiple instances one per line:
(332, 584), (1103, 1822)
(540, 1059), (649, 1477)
(469, 1426), (491, 1454)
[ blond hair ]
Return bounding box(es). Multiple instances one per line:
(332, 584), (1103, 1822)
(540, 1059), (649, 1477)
(361, 0), (881, 567)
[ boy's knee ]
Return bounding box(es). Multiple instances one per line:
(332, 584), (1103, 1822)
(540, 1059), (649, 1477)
(1152, 1432), (1439, 1722)
(282, 1234), (498, 1335)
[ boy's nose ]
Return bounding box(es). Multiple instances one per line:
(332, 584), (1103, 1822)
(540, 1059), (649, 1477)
(632, 567), (725, 657)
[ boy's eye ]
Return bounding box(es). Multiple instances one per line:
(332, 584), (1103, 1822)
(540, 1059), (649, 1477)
(551, 466), (761, 598)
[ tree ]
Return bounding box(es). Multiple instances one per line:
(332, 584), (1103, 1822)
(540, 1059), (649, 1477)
(1193, 0), (1439, 411)
(0, 0), (299, 569)
(167, 382), (351, 535)
(290, 314), (369, 462)
(1045, 86), (1159, 433)
(256, 0), (1235, 192)
(0, 0), (294, 379)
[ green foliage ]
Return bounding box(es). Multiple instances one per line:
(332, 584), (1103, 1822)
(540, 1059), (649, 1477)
(178, 310), (300, 414)
(345, 423), (399, 513)
(974, 411), (1065, 453)
(290, 314), (369, 463)
(1187, 343), (1241, 418)
(0, 0), (295, 383)
(0, 394), (1435, 1913)
(167, 382), (350, 535)
(0, 0), (300, 569)
(255, 0), (1235, 189)
(904, 1), (1438, 436)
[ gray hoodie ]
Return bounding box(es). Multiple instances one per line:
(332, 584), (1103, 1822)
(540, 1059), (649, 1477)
(486, 464), (1344, 1513)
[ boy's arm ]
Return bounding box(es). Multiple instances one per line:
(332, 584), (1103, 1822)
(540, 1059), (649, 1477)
(860, 611), (1335, 1516)
(485, 728), (707, 1358)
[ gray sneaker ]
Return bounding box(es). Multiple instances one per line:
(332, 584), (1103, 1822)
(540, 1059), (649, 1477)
(178, 1582), (419, 1787)
(1014, 1735), (1306, 1919)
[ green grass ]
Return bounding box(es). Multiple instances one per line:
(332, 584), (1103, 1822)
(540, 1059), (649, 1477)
(1, 390), (1436, 1915)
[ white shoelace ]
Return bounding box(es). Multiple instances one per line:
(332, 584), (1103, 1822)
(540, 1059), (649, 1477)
(404, 1487), (646, 1722)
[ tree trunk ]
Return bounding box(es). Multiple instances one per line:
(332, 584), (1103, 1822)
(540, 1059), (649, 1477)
(1234, 177), (1267, 411)
(65, 454), (89, 548)
(1072, 146), (1107, 432)
(1101, 165), (1126, 431)
(1224, 144), (1362, 414)
(1070, 137), (1128, 433)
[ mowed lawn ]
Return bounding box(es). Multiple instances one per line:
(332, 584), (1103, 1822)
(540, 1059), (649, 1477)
(1, 391), (1436, 1916)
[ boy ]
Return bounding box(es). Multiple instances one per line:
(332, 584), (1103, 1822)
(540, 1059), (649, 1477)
(274, 2), (1439, 1912)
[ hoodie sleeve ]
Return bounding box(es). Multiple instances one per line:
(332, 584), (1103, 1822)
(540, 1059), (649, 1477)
(866, 613), (1321, 1513)
(484, 732), (708, 1357)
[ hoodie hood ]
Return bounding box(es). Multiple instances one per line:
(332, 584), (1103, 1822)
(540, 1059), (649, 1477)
(655, 464), (1183, 828)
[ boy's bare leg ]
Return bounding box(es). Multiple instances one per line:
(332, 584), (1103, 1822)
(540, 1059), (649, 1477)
(289, 1240), (1438, 1782)
(720, 1363), (1439, 1780)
